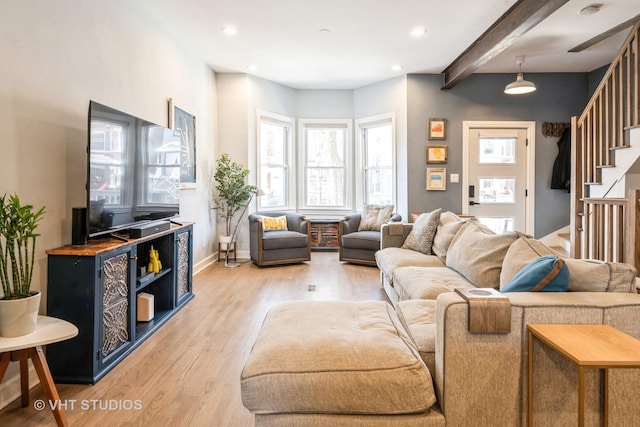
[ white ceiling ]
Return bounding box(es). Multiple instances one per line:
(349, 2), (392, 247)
(139, 0), (640, 89)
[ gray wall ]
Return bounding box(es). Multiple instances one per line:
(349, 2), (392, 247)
(407, 73), (590, 237)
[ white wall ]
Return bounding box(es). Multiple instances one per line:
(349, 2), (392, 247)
(354, 76), (408, 219)
(0, 0), (218, 407)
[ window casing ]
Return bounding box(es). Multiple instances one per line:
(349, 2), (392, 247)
(257, 111), (295, 210)
(298, 119), (353, 213)
(356, 114), (395, 208)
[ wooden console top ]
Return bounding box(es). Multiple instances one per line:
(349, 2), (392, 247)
(46, 222), (193, 257)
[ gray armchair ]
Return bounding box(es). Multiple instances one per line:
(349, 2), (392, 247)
(338, 212), (402, 265)
(249, 212), (311, 267)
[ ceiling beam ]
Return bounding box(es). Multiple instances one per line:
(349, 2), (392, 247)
(441, 0), (569, 89)
(568, 14), (640, 52)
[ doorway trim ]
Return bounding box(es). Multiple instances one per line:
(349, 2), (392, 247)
(462, 121), (535, 235)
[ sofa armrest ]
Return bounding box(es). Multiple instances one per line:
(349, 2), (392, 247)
(380, 223), (413, 248)
(435, 291), (640, 427)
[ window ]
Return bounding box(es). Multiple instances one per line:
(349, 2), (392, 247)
(299, 119), (352, 211)
(356, 114), (395, 207)
(257, 111), (294, 210)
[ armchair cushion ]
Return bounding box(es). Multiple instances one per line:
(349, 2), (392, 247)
(358, 204), (394, 231)
(341, 230), (381, 251)
(262, 230), (308, 250)
(402, 209), (441, 255)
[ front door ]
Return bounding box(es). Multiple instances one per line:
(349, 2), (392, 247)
(463, 122), (534, 234)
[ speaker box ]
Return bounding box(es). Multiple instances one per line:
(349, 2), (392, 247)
(137, 292), (154, 322)
(72, 207), (87, 245)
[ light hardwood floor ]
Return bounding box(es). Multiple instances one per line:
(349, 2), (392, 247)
(0, 252), (386, 426)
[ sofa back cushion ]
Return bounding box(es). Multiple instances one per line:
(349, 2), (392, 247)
(446, 221), (523, 288)
(500, 236), (637, 293)
(432, 211), (467, 261)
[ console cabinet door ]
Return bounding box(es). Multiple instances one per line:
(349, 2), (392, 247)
(176, 228), (193, 304)
(99, 247), (135, 368)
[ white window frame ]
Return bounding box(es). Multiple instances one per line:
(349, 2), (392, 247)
(355, 113), (396, 210)
(298, 118), (353, 215)
(256, 110), (295, 211)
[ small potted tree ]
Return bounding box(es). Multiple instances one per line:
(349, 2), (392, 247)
(0, 193), (46, 337)
(212, 154), (257, 252)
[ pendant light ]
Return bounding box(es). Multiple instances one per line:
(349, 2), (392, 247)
(504, 55), (536, 95)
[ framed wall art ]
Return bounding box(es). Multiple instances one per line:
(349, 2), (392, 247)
(428, 118), (446, 140)
(168, 98), (196, 189)
(426, 145), (448, 164)
(426, 167), (447, 191)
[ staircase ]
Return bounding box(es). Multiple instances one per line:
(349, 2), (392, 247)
(571, 22), (640, 269)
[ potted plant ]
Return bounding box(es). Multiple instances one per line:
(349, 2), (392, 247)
(0, 193), (46, 337)
(212, 154), (257, 250)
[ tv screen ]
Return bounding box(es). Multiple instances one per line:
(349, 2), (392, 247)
(87, 101), (180, 238)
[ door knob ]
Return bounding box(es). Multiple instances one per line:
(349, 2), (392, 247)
(469, 201), (481, 206)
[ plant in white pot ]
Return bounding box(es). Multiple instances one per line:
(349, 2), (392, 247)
(212, 154), (257, 264)
(0, 193), (46, 337)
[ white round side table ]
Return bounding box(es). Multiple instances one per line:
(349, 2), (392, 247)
(0, 315), (78, 427)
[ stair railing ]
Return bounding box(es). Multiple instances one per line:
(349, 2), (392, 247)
(571, 22), (640, 268)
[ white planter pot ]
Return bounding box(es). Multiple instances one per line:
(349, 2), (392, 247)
(0, 291), (41, 337)
(219, 235), (232, 250)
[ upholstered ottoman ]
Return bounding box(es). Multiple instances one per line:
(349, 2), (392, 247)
(241, 300), (444, 427)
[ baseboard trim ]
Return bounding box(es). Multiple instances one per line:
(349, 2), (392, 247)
(193, 253), (216, 275)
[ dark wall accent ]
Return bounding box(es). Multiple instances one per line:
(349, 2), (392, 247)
(407, 72), (589, 237)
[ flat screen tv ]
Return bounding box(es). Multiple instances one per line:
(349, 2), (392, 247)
(87, 101), (180, 238)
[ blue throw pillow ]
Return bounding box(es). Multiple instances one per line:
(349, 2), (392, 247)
(502, 255), (569, 292)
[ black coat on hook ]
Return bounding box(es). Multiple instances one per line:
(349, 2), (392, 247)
(551, 127), (571, 192)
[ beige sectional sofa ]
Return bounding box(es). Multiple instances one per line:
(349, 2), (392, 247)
(241, 211), (640, 426)
(375, 211), (640, 425)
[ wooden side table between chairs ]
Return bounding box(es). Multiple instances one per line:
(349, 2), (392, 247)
(527, 324), (640, 427)
(0, 316), (78, 427)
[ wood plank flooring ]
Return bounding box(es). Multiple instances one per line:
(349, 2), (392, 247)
(0, 252), (385, 426)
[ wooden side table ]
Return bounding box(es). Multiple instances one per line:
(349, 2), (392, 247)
(527, 324), (640, 427)
(0, 316), (78, 427)
(309, 219), (339, 251)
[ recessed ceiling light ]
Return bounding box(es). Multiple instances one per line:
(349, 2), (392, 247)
(221, 26), (237, 36)
(319, 28), (331, 33)
(580, 4), (603, 15)
(391, 64), (404, 71)
(247, 64), (258, 71)
(410, 27), (427, 37)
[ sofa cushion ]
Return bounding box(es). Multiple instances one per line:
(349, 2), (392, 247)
(260, 215), (288, 231)
(500, 236), (637, 293)
(393, 266), (475, 301)
(402, 209), (441, 254)
(376, 248), (445, 282)
(341, 230), (380, 251)
(501, 255), (569, 292)
(446, 221), (523, 288)
(358, 204), (394, 231)
(396, 299), (436, 375)
(262, 230), (308, 250)
(432, 211), (467, 261)
(241, 300), (436, 415)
